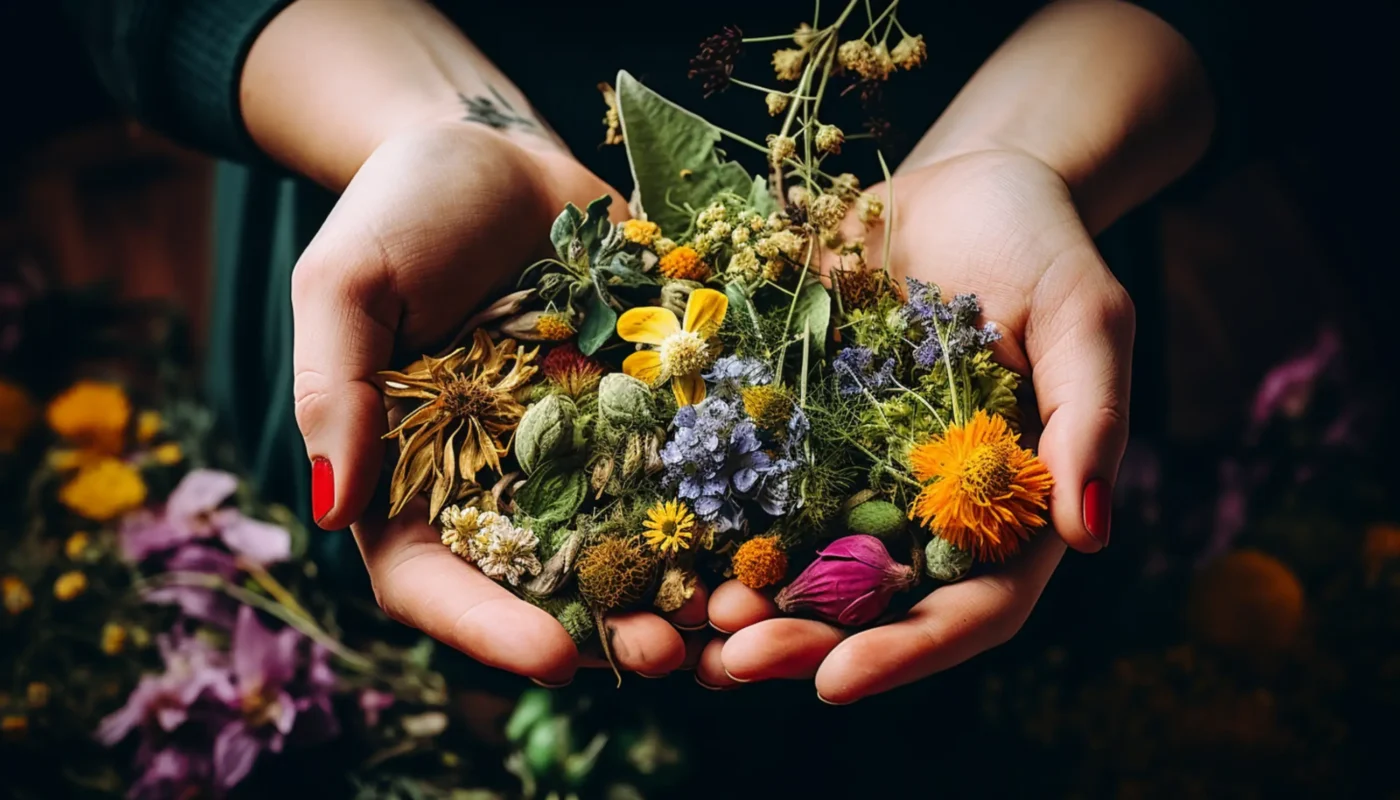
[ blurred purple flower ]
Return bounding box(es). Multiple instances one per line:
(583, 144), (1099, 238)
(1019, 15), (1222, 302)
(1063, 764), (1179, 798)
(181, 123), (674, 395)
(1248, 328), (1341, 437)
(359, 689), (396, 728)
(142, 545), (241, 627)
(128, 746), (215, 800)
(212, 606), (338, 789)
(97, 632), (236, 747)
(121, 469), (290, 565)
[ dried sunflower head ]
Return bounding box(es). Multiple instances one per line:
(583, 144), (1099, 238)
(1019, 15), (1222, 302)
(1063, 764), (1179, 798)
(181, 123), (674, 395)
(380, 330), (539, 520)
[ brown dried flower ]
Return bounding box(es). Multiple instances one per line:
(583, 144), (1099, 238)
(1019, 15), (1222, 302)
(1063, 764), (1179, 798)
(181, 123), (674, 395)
(380, 330), (538, 520)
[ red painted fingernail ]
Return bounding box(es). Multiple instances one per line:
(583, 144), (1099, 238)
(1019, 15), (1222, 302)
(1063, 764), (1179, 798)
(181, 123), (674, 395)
(1083, 478), (1111, 548)
(311, 457), (334, 524)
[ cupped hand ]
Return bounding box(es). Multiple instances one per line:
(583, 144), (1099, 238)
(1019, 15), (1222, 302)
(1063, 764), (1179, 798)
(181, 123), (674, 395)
(290, 123), (701, 684)
(701, 149), (1134, 701)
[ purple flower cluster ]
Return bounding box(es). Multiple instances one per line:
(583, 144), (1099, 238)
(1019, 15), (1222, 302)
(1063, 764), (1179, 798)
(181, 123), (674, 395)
(704, 356), (773, 396)
(121, 470), (291, 626)
(661, 394), (799, 532)
(98, 607), (338, 795)
(902, 278), (1000, 368)
(832, 346), (895, 395)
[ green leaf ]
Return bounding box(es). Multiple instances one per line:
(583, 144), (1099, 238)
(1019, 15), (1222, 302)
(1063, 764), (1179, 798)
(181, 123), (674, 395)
(791, 278), (833, 359)
(576, 283), (617, 356)
(514, 461), (588, 528)
(748, 175), (779, 217)
(616, 70), (767, 237)
(550, 203), (584, 263)
(595, 250), (652, 288)
(580, 195), (614, 261)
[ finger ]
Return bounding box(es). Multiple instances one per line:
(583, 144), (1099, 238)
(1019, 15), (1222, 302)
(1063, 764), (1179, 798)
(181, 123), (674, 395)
(353, 508), (577, 685)
(601, 611), (687, 677)
(814, 533), (1065, 704)
(708, 579), (779, 634)
(291, 223), (400, 530)
(1026, 240), (1135, 552)
(694, 637), (739, 690)
(665, 580), (710, 631)
(720, 618), (846, 683)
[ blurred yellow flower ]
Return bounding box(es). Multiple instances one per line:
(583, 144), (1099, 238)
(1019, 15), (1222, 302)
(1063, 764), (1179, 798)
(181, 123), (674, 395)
(46, 381), (131, 455)
(0, 381), (37, 453)
(135, 410), (162, 443)
(101, 622), (128, 655)
(53, 570), (88, 601)
(25, 683), (48, 709)
(2, 576), (32, 615)
(64, 532), (91, 560)
(150, 442), (183, 465)
(1363, 523), (1400, 585)
(59, 457), (146, 521)
(1, 715), (27, 740)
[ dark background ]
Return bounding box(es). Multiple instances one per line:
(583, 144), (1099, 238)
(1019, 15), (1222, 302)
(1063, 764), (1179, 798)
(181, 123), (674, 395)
(3, 1), (1398, 796)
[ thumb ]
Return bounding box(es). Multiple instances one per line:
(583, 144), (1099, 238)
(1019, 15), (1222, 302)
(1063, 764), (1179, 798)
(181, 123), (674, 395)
(1026, 242), (1135, 553)
(290, 232), (400, 530)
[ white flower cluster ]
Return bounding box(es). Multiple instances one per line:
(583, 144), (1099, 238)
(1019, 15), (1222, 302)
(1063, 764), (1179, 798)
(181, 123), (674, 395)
(440, 505), (542, 586)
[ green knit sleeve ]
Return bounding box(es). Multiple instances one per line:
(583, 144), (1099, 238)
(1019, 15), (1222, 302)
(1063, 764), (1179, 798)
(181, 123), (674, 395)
(59, 0), (295, 163)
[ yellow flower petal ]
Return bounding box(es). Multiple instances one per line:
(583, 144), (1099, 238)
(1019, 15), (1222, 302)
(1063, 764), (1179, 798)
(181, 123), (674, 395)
(622, 351), (664, 385)
(617, 307), (681, 345)
(683, 288), (728, 335)
(671, 372), (706, 407)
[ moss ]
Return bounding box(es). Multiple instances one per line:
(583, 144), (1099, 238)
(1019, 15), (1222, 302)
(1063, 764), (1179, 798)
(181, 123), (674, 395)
(576, 536), (657, 610)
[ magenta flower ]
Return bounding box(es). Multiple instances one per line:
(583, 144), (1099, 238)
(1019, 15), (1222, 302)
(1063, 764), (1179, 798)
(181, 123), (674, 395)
(127, 746), (215, 800)
(775, 534), (916, 626)
(120, 469), (291, 566)
(142, 545), (242, 627)
(211, 606), (338, 789)
(96, 631), (236, 746)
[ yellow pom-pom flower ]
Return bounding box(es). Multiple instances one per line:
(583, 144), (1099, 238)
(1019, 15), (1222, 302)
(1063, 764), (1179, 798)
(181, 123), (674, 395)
(658, 245), (710, 282)
(65, 532), (91, 560)
(534, 312), (576, 341)
(46, 381), (131, 455)
(732, 535), (788, 589)
(909, 410), (1053, 562)
(101, 622), (128, 655)
(621, 219), (661, 247)
(3, 576), (33, 615)
(59, 457), (147, 521)
(617, 288), (727, 406)
(642, 500), (696, 555)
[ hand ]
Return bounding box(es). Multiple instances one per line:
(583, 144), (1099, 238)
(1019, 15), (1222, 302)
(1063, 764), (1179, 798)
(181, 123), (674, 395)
(700, 149), (1134, 700)
(290, 123), (703, 684)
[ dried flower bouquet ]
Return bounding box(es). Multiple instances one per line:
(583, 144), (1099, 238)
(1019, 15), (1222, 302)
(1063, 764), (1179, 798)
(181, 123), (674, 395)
(379, 2), (1053, 676)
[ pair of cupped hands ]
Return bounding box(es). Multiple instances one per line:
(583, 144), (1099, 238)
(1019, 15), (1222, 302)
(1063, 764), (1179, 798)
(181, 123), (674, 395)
(291, 122), (1133, 703)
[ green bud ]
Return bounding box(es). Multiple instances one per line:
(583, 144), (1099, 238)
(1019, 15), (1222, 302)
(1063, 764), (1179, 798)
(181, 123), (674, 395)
(925, 537), (973, 582)
(598, 374), (655, 428)
(845, 500), (906, 538)
(505, 688), (553, 743)
(516, 395), (577, 476)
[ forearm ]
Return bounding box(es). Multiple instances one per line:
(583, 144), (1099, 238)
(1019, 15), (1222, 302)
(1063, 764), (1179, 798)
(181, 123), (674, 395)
(903, 0), (1216, 234)
(240, 0), (563, 191)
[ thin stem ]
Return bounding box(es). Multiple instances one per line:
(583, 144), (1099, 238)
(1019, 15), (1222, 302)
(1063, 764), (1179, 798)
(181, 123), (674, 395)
(934, 319), (963, 425)
(862, 0), (899, 38)
(878, 150), (894, 275)
(730, 78), (816, 98)
(892, 377), (947, 433)
(709, 124), (771, 155)
(741, 33), (799, 43)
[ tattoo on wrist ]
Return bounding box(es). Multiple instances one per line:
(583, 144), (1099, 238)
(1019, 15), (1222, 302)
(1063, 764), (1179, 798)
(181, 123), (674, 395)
(460, 86), (541, 135)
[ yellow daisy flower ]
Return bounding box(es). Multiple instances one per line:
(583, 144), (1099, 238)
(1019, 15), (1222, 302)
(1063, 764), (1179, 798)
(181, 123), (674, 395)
(617, 288), (728, 406)
(642, 500), (696, 555)
(58, 457), (147, 521)
(909, 410), (1053, 562)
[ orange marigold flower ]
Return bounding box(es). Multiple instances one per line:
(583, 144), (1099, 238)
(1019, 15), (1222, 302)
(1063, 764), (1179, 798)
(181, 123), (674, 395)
(621, 219), (661, 247)
(909, 410), (1053, 562)
(658, 246), (710, 281)
(732, 535), (788, 589)
(46, 381), (131, 455)
(1188, 549), (1304, 655)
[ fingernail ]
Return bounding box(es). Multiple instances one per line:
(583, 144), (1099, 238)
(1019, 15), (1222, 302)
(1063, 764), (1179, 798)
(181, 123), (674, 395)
(672, 621), (709, 631)
(723, 669), (751, 684)
(817, 692), (854, 706)
(1083, 478), (1111, 548)
(530, 677), (572, 689)
(311, 457), (334, 524)
(637, 672), (666, 679)
(694, 674), (734, 691)
(708, 621), (733, 635)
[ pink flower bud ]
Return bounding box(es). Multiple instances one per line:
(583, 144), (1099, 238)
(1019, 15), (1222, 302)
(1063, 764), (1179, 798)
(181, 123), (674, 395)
(775, 535), (916, 626)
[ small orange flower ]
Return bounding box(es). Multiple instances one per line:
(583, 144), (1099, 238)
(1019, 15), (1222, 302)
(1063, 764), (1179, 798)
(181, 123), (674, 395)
(909, 410), (1053, 562)
(658, 246), (710, 281)
(47, 381), (131, 455)
(732, 535), (788, 589)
